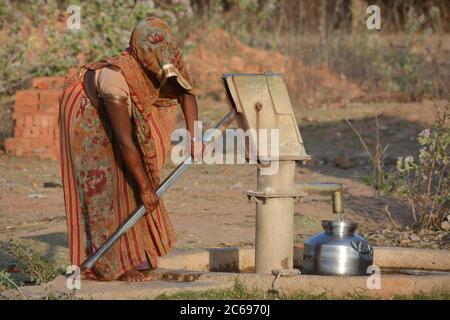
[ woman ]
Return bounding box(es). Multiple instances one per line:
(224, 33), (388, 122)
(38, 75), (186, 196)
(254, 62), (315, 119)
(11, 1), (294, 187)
(59, 18), (201, 282)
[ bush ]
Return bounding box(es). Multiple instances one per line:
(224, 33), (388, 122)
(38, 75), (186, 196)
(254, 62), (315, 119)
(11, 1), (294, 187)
(0, 237), (64, 285)
(0, 0), (194, 100)
(391, 104), (449, 230)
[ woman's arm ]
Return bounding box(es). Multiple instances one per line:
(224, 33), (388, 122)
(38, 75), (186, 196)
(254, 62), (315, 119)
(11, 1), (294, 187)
(103, 98), (159, 213)
(179, 93), (203, 161)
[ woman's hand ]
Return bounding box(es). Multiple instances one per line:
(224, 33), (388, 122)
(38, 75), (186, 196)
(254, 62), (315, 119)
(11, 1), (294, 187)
(140, 190), (159, 213)
(190, 138), (204, 163)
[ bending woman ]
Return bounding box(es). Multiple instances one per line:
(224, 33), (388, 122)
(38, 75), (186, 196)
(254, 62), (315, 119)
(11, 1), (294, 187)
(59, 18), (201, 282)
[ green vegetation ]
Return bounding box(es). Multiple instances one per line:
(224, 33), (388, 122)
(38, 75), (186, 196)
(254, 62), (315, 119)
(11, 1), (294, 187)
(348, 104), (449, 231)
(0, 0), (168, 101)
(389, 105), (449, 230)
(0, 0), (448, 102)
(0, 270), (19, 290)
(41, 292), (85, 300)
(328, 6), (442, 97)
(0, 236), (64, 285)
(155, 280), (450, 300)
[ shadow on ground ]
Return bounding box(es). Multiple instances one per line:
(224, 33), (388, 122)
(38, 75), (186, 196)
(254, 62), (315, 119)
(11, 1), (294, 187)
(300, 114), (426, 169)
(22, 232), (69, 263)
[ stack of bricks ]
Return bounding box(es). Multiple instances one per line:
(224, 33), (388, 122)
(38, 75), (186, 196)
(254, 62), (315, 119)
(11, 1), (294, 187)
(4, 77), (65, 161)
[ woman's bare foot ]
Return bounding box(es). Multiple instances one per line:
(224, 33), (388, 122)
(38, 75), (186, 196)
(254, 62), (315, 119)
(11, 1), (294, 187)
(118, 269), (154, 282)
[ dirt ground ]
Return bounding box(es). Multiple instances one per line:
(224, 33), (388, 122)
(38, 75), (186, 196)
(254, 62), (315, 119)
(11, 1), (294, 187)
(1, 99), (447, 270)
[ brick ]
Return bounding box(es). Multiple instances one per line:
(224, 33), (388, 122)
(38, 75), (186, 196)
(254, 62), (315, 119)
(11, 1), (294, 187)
(15, 90), (39, 114)
(53, 78), (66, 89)
(53, 127), (60, 140)
(46, 146), (60, 161)
(32, 114), (41, 127)
(14, 114), (25, 127)
(40, 115), (49, 128)
(28, 138), (41, 148)
(14, 126), (25, 138)
(22, 127), (39, 139)
(38, 127), (49, 138)
(4, 138), (30, 156)
(48, 114), (59, 128)
(30, 127), (41, 138)
(38, 128), (54, 146)
(39, 89), (61, 113)
(24, 115), (33, 127)
(32, 77), (66, 90)
(22, 127), (33, 138)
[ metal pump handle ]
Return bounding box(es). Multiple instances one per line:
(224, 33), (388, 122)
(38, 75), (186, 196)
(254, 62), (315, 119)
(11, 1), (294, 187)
(80, 110), (236, 271)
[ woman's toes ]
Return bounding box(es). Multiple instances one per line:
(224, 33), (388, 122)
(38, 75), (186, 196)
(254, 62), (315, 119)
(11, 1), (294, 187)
(119, 270), (150, 282)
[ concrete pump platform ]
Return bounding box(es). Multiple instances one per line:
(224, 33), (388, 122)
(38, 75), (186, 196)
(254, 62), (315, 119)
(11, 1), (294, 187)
(3, 246), (450, 299)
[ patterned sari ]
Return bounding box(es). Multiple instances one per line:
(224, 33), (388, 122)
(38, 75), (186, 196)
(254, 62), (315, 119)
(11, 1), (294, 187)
(59, 18), (194, 280)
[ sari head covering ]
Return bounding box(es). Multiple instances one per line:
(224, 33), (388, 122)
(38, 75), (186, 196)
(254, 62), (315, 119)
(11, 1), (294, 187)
(129, 17), (193, 95)
(81, 16), (195, 187)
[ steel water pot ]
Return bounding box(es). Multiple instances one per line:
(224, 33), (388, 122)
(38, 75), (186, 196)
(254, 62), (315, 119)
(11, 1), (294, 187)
(303, 220), (374, 276)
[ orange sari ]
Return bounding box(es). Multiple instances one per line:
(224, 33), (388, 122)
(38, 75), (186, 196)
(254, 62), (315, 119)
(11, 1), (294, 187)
(59, 18), (194, 280)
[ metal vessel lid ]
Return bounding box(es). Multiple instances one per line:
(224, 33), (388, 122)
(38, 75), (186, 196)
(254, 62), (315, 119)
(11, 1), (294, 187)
(322, 220), (358, 234)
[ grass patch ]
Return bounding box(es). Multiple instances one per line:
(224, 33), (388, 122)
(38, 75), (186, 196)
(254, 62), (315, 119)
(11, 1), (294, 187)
(393, 292), (450, 300)
(156, 281), (278, 300)
(0, 236), (64, 285)
(0, 270), (19, 290)
(155, 281), (450, 300)
(42, 292), (86, 300)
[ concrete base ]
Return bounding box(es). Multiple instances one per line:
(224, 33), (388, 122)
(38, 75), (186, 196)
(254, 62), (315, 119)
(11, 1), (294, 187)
(159, 245), (450, 273)
(3, 246), (450, 299)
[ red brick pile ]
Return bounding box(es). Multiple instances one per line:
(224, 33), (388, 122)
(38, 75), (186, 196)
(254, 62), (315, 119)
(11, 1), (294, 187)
(4, 77), (65, 161)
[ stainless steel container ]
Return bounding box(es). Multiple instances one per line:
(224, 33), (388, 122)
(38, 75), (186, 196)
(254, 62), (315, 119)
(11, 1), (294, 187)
(303, 220), (374, 276)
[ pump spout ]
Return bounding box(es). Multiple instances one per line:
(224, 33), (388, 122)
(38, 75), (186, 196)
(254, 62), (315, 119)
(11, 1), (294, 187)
(296, 183), (344, 220)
